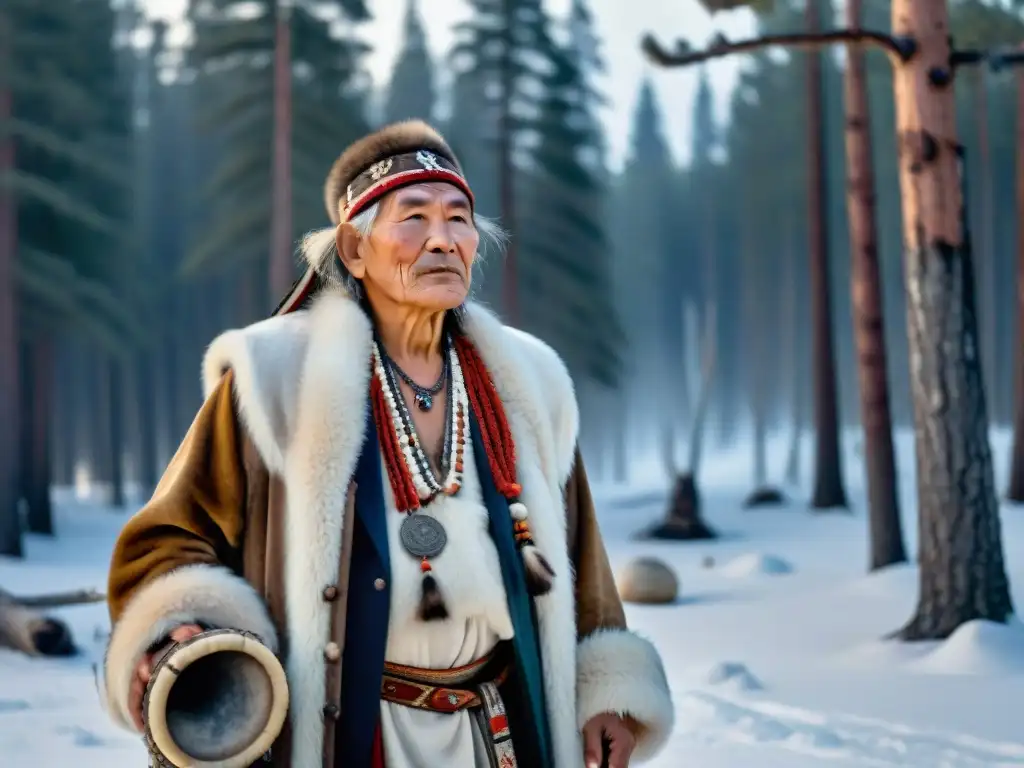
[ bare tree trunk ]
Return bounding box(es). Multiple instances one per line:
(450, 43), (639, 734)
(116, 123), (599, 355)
(843, 0), (907, 569)
(646, 310), (717, 540)
(806, 0), (848, 510)
(0, 13), (21, 557)
(613, 389), (628, 484)
(51, 343), (76, 487)
(1008, 66), (1024, 503)
(893, 0), (1013, 639)
(160, 293), (181, 464)
(784, 213), (803, 485)
(973, 70), (998, 425)
(20, 339), (54, 535)
(499, 0), (518, 325)
(269, 3), (293, 303)
(69, 344), (90, 486)
(686, 302), (715, 478)
(744, 221), (768, 487)
(134, 350), (158, 501)
(88, 354), (112, 499)
(173, 288), (196, 442)
(108, 360), (126, 509)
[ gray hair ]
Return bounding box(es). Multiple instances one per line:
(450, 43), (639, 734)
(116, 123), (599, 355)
(299, 202), (508, 303)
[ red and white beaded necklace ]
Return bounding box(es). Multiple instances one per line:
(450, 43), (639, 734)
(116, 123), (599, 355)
(369, 333), (556, 621)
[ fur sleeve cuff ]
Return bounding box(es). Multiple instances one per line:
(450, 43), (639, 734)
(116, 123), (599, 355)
(101, 564), (279, 732)
(576, 628), (674, 762)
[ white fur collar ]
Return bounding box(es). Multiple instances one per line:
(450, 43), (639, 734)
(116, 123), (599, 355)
(202, 291), (585, 767)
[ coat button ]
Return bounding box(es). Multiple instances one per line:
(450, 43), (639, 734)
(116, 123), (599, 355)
(322, 703), (340, 720)
(374, 578), (386, 591)
(322, 585), (338, 602)
(324, 641), (341, 663)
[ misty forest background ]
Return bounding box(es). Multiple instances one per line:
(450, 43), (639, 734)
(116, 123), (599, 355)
(3, 0), (1024, 555)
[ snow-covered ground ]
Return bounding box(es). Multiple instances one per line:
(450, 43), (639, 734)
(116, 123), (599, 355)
(4, 429), (1024, 766)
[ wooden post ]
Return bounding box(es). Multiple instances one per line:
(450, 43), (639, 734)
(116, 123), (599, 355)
(843, 0), (906, 569)
(891, 0), (1012, 639)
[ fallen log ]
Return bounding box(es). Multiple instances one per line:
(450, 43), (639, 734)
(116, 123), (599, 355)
(14, 588), (105, 608)
(0, 588), (77, 657)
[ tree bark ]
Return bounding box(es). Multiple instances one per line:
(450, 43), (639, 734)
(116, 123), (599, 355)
(20, 339), (54, 535)
(0, 12), (21, 557)
(973, 70), (998, 425)
(843, 0), (907, 570)
(806, 0), (848, 510)
(1006, 67), (1024, 503)
(893, 0), (1013, 639)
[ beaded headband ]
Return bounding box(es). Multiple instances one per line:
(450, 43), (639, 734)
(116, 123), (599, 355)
(342, 150), (475, 222)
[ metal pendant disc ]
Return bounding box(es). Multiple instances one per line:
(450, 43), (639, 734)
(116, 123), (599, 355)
(400, 514), (447, 559)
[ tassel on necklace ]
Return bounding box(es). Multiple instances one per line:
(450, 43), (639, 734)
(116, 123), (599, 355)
(417, 560), (449, 622)
(455, 336), (555, 596)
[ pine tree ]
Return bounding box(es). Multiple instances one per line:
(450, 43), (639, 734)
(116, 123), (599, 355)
(518, 0), (620, 385)
(181, 0), (372, 280)
(615, 80), (677, 446)
(566, 0), (608, 175)
(450, 0), (563, 322)
(384, 0), (435, 124)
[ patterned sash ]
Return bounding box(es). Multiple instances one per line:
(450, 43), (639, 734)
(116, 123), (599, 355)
(380, 647), (519, 767)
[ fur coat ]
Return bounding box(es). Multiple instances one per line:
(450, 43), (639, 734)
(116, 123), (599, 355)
(100, 291), (675, 767)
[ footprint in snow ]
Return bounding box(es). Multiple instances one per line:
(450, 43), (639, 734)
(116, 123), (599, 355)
(675, 690), (1024, 766)
(55, 725), (106, 747)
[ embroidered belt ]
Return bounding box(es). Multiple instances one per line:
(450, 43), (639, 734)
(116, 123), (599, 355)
(380, 647), (519, 767)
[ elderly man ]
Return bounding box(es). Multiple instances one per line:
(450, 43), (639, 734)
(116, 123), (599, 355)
(100, 120), (674, 768)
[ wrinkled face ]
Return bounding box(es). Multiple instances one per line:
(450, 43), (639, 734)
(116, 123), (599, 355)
(338, 182), (478, 313)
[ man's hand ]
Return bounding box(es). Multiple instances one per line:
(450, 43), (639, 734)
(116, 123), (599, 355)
(128, 623), (204, 731)
(582, 712), (637, 768)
